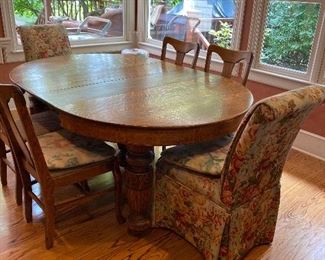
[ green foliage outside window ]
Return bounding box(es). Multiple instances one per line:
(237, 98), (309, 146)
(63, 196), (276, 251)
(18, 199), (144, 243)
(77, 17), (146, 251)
(151, 0), (181, 8)
(14, 0), (43, 23)
(14, 0), (43, 17)
(209, 21), (233, 48)
(168, 0), (181, 7)
(261, 1), (320, 72)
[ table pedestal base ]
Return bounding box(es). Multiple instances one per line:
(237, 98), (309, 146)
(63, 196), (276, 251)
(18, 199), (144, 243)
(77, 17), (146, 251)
(125, 145), (154, 235)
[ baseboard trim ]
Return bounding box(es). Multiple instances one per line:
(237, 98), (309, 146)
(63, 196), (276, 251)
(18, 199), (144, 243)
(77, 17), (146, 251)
(293, 130), (325, 161)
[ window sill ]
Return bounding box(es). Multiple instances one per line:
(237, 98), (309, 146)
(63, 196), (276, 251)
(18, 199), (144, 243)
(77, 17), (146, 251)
(248, 68), (324, 90)
(5, 40), (133, 63)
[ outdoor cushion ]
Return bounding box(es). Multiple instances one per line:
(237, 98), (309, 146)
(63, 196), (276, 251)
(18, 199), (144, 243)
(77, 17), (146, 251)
(37, 130), (115, 170)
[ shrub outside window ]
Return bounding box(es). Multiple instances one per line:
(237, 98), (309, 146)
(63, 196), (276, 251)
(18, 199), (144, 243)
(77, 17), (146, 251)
(261, 1), (320, 72)
(249, 0), (325, 84)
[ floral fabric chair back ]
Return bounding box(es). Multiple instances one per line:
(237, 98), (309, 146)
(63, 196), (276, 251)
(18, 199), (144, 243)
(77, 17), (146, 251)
(17, 24), (71, 62)
(221, 85), (325, 208)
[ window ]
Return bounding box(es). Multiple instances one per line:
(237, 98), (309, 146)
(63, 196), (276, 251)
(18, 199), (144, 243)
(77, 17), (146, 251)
(140, 0), (245, 52)
(13, 0), (124, 43)
(0, 0), (134, 62)
(249, 0), (325, 84)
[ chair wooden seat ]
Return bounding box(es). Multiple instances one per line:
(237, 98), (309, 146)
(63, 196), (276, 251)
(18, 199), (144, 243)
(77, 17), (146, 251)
(153, 85), (325, 259)
(0, 84), (124, 249)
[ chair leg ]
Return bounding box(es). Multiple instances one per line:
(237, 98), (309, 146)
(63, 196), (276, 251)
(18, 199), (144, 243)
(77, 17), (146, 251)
(23, 174), (33, 223)
(0, 140), (7, 186)
(113, 159), (125, 224)
(44, 198), (55, 249)
(24, 191), (33, 223)
(15, 170), (23, 205)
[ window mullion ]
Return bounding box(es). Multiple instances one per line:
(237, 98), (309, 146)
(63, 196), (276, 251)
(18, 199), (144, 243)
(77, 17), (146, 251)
(248, 0), (269, 68)
(312, 5), (325, 84)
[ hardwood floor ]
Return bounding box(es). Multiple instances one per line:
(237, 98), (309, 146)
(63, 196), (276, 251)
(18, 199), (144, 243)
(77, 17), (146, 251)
(0, 149), (324, 259)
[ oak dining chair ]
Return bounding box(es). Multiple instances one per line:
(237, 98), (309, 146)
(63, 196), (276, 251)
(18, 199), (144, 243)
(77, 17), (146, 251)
(204, 44), (253, 86)
(0, 84), (61, 205)
(161, 36), (200, 69)
(17, 24), (72, 114)
(153, 85), (325, 259)
(0, 84), (124, 249)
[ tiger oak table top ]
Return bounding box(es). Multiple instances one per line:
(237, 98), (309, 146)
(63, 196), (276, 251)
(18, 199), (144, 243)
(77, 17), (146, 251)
(10, 53), (253, 146)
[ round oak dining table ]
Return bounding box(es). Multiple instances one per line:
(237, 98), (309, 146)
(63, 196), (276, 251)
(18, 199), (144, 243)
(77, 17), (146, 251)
(10, 53), (253, 235)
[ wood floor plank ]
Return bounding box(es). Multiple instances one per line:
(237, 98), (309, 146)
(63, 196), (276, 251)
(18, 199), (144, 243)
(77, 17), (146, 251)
(0, 149), (324, 259)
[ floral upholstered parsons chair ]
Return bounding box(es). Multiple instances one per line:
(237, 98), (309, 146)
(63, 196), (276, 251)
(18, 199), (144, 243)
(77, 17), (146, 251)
(17, 24), (72, 114)
(153, 85), (325, 259)
(17, 24), (71, 61)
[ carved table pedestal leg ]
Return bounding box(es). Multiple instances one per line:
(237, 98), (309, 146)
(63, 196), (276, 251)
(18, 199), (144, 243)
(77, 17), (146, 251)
(125, 145), (154, 235)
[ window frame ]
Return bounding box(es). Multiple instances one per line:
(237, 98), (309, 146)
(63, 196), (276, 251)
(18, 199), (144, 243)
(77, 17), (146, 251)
(0, 0), (135, 62)
(248, 0), (325, 87)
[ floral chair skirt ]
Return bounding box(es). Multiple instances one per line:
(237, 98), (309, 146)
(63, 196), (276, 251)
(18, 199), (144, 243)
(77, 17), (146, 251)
(153, 159), (280, 260)
(153, 173), (229, 259)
